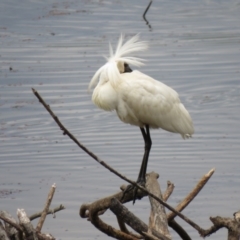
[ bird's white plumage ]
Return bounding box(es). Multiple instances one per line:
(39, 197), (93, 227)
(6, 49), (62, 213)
(89, 34), (194, 139)
(89, 34), (148, 90)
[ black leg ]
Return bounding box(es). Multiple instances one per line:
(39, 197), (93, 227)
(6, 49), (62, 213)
(132, 125), (152, 203)
(137, 125), (152, 183)
(121, 125), (152, 204)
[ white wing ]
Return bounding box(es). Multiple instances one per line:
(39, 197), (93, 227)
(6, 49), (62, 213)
(116, 70), (194, 138)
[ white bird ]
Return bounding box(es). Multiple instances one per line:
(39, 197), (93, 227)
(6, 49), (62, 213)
(89, 34), (194, 202)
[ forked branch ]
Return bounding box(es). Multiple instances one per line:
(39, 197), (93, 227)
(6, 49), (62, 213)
(32, 88), (205, 233)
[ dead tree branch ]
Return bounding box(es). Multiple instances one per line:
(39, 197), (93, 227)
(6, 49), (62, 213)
(167, 168), (215, 222)
(143, 0), (153, 29)
(36, 183), (56, 232)
(80, 187), (148, 240)
(168, 220), (191, 240)
(163, 181), (174, 202)
(32, 88), (205, 234)
(0, 211), (23, 232)
(200, 216), (240, 239)
(0, 184), (60, 240)
(110, 198), (170, 240)
(146, 172), (171, 239)
(0, 221), (10, 240)
(17, 209), (38, 240)
(29, 204), (65, 221)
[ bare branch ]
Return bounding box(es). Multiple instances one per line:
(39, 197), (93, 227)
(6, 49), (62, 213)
(0, 212), (22, 232)
(29, 204), (65, 221)
(32, 88), (205, 233)
(0, 211), (20, 240)
(167, 168), (215, 221)
(142, 231), (159, 240)
(143, 0), (153, 29)
(116, 216), (143, 239)
(80, 189), (145, 239)
(200, 216), (240, 238)
(168, 220), (191, 240)
(163, 181), (174, 202)
(0, 221), (10, 240)
(36, 183), (56, 232)
(110, 198), (170, 240)
(17, 209), (38, 240)
(146, 172), (171, 239)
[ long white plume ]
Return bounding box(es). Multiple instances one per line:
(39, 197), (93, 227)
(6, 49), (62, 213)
(89, 34), (148, 90)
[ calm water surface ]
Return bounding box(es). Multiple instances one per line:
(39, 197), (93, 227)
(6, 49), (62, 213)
(0, 0), (240, 239)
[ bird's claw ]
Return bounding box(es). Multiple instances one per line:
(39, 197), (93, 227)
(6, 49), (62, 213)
(121, 180), (146, 204)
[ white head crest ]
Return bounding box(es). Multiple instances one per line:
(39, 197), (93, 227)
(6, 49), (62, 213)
(88, 34), (148, 90)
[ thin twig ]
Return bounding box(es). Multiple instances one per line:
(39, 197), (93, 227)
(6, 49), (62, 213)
(143, 0), (153, 29)
(0, 214), (22, 232)
(167, 168), (215, 221)
(163, 181), (174, 202)
(29, 204), (65, 221)
(32, 88), (205, 233)
(17, 209), (38, 240)
(36, 183), (56, 232)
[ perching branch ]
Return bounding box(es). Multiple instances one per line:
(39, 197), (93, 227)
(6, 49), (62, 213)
(110, 198), (170, 240)
(80, 191), (140, 240)
(32, 88), (206, 234)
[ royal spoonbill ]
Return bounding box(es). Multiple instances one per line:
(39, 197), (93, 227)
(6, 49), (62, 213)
(89, 34), (194, 202)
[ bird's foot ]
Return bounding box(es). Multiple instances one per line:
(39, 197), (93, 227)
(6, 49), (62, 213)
(121, 179), (146, 204)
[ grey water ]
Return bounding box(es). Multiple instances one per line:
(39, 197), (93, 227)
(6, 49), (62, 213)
(0, 0), (240, 239)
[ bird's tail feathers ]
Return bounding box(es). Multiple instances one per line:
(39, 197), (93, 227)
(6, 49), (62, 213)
(89, 34), (148, 90)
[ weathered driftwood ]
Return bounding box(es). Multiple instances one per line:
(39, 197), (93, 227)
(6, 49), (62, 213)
(167, 168), (215, 222)
(0, 211), (21, 240)
(200, 216), (240, 240)
(0, 221), (10, 240)
(80, 186), (148, 240)
(80, 173), (176, 240)
(166, 168), (215, 238)
(32, 88), (206, 231)
(79, 168), (218, 240)
(110, 198), (170, 240)
(17, 209), (38, 240)
(168, 219), (191, 240)
(36, 184), (56, 232)
(0, 184), (63, 240)
(0, 210), (56, 240)
(29, 205), (65, 221)
(146, 172), (171, 239)
(32, 88), (240, 240)
(162, 181), (174, 202)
